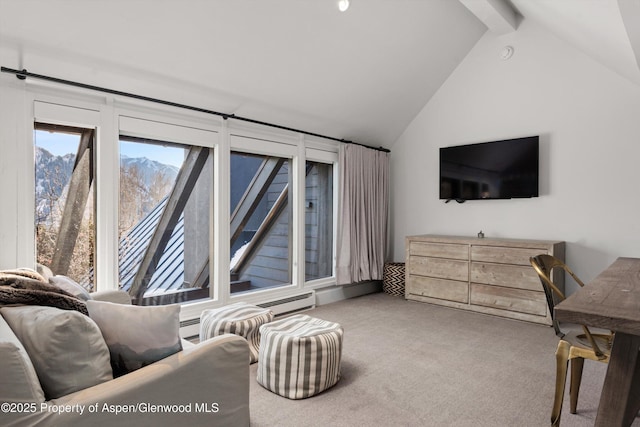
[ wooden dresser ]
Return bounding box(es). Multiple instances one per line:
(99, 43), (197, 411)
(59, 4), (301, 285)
(405, 235), (565, 325)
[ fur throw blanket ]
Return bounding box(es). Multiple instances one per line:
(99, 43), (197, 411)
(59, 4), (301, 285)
(0, 269), (88, 315)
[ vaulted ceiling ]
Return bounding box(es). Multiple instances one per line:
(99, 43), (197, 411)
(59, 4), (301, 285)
(0, 0), (638, 148)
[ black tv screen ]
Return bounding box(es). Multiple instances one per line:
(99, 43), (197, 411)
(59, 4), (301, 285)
(439, 136), (539, 201)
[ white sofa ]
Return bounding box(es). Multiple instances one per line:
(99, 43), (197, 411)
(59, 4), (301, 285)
(0, 273), (250, 427)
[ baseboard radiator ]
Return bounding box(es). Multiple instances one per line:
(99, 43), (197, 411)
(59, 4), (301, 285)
(179, 290), (316, 339)
(256, 290), (316, 317)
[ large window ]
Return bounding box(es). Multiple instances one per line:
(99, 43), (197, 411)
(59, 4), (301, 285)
(30, 99), (338, 309)
(118, 137), (213, 305)
(230, 151), (292, 294)
(34, 123), (96, 290)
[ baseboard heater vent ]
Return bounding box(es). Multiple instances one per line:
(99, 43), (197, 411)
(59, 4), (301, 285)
(257, 290), (316, 317)
(179, 317), (202, 340)
(179, 290), (316, 339)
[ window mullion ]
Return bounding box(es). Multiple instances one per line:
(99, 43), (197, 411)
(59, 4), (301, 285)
(96, 102), (119, 291)
(294, 136), (305, 288)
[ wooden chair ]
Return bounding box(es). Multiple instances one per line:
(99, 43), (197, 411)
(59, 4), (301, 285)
(530, 254), (613, 426)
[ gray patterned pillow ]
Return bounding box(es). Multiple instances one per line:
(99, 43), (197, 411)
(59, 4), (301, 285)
(86, 300), (182, 377)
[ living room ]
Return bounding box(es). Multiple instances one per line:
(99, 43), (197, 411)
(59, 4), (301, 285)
(2, 1), (640, 426)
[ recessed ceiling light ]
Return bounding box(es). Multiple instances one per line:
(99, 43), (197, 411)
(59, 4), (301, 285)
(338, 0), (350, 12)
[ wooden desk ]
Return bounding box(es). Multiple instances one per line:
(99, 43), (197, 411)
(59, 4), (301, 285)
(555, 257), (640, 427)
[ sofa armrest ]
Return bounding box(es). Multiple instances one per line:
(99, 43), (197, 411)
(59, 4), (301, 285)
(89, 290), (132, 305)
(12, 334), (250, 427)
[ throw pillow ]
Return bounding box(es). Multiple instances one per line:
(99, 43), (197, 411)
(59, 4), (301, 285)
(0, 305), (113, 400)
(36, 264), (54, 281)
(86, 300), (182, 377)
(49, 275), (92, 301)
(0, 314), (45, 403)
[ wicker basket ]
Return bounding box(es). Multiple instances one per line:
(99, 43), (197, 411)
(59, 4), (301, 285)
(383, 262), (405, 296)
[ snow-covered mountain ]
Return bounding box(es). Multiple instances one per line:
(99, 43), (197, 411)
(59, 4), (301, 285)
(120, 154), (180, 185)
(35, 146), (75, 202)
(35, 147), (76, 222)
(35, 146), (179, 222)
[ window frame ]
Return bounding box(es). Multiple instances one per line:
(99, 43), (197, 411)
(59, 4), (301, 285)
(18, 88), (340, 322)
(228, 131), (299, 300)
(31, 100), (102, 281)
(303, 145), (339, 289)
(33, 122), (97, 288)
(117, 112), (220, 304)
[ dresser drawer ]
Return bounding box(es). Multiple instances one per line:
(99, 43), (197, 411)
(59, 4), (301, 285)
(470, 283), (547, 316)
(471, 245), (547, 266)
(409, 242), (468, 260)
(408, 256), (469, 282)
(407, 276), (469, 303)
(470, 263), (541, 291)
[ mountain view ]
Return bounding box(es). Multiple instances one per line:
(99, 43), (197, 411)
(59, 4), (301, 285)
(34, 138), (183, 290)
(120, 154), (180, 188)
(34, 146), (75, 222)
(35, 145), (179, 224)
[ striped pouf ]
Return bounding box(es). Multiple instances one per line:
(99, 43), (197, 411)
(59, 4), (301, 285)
(200, 302), (273, 363)
(257, 314), (343, 399)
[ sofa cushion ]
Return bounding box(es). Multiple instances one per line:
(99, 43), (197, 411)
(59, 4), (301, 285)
(86, 300), (182, 376)
(0, 306), (113, 400)
(0, 314), (45, 403)
(49, 275), (92, 301)
(89, 289), (132, 305)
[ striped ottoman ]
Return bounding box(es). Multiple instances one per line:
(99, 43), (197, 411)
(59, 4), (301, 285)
(200, 302), (273, 363)
(257, 314), (343, 399)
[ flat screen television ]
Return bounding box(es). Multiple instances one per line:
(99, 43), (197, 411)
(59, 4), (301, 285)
(439, 136), (539, 201)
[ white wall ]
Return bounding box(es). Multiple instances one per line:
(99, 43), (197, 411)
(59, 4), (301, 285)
(390, 19), (640, 295)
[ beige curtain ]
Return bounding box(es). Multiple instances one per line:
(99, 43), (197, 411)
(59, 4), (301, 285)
(336, 144), (390, 285)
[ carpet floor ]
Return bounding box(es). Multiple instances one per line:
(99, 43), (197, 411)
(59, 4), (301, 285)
(249, 292), (640, 426)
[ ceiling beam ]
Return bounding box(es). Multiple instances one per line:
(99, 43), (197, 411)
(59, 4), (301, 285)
(618, 0), (640, 72)
(459, 0), (520, 35)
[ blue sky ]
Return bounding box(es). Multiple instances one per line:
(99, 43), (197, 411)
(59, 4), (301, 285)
(35, 130), (185, 168)
(120, 141), (185, 168)
(34, 130), (78, 157)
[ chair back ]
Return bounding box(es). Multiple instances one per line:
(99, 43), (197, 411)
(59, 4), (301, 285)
(530, 254), (585, 337)
(530, 254), (607, 358)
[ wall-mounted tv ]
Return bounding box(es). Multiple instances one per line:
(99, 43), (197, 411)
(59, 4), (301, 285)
(439, 136), (539, 202)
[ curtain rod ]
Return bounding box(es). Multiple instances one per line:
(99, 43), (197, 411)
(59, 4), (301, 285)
(1, 66), (390, 153)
